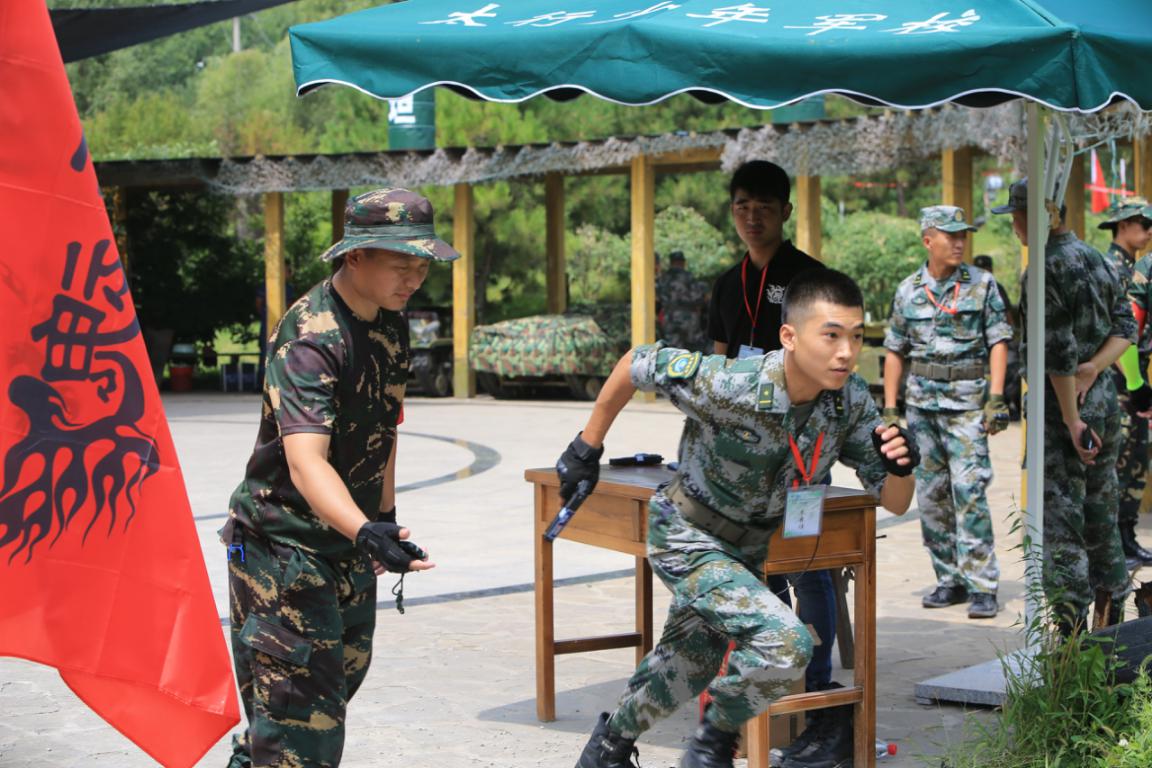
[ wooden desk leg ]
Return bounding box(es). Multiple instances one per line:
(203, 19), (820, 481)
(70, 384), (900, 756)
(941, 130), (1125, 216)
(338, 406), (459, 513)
(744, 712), (770, 768)
(535, 487), (556, 722)
(854, 527), (877, 767)
(635, 556), (653, 664)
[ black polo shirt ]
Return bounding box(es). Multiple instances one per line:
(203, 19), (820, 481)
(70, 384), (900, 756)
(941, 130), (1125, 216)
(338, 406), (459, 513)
(707, 240), (824, 358)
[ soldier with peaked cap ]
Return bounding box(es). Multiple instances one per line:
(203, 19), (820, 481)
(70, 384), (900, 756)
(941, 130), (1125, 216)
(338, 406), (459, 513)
(561, 268), (916, 768)
(221, 188), (457, 767)
(996, 178), (1136, 633)
(1100, 199), (1152, 565)
(883, 206), (1013, 620)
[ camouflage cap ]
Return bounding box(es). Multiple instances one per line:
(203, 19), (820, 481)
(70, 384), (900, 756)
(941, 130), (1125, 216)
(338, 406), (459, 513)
(991, 178), (1028, 214)
(320, 188), (459, 262)
(1097, 198), (1152, 229)
(919, 205), (978, 233)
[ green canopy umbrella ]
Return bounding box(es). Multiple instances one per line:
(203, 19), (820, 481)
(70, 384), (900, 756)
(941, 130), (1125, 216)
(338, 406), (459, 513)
(290, 0), (1152, 629)
(291, 0), (1152, 112)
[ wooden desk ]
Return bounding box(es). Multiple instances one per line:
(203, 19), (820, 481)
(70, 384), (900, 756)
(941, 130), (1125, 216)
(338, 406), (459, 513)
(527, 465), (879, 768)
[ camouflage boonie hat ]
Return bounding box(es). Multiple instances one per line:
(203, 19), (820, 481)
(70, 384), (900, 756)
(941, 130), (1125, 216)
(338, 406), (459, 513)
(920, 205), (978, 233)
(991, 179), (1028, 214)
(320, 188), (459, 262)
(1097, 198), (1152, 229)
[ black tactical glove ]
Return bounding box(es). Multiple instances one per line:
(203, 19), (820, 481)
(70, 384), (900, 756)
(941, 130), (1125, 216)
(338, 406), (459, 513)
(355, 520), (427, 573)
(556, 432), (604, 504)
(871, 424), (920, 477)
(1130, 383), (1152, 414)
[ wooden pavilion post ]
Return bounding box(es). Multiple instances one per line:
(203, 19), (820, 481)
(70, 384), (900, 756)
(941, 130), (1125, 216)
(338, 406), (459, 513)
(794, 174), (822, 260)
(331, 188), (349, 243)
(263, 191), (287, 336)
(545, 173), (567, 314)
(452, 183), (476, 398)
(942, 147), (974, 262)
(1065, 156), (1085, 238)
(630, 155), (656, 402)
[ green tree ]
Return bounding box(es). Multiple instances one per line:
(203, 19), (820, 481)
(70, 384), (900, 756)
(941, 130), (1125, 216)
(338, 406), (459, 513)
(654, 205), (735, 283)
(124, 189), (261, 344)
(823, 212), (923, 322)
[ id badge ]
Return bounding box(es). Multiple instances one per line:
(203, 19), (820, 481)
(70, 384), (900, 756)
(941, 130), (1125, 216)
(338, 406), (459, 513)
(737, 344), (764, 360)
(783, 485), (825, 538)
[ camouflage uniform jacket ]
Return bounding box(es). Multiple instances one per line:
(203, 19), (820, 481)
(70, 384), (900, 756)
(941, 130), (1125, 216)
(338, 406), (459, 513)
(1107, 242), (1137, 296)
(227, 278), (410, 559)
(656, 268), (706, 313)
(1020, 231), (1136, 397)
(884, 263), (1013, 411)
(631, 344), (888, 542)
(1131, 252), (1152, 359)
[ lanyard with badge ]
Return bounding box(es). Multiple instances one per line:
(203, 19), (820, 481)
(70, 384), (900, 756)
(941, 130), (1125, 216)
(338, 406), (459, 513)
(738, 254), (769, 359)
(783, 431), (825, 538)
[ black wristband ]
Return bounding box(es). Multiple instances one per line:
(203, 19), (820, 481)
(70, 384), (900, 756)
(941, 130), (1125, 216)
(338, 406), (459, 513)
(380, 507), (397, 524)
(571, 432), (605, 462)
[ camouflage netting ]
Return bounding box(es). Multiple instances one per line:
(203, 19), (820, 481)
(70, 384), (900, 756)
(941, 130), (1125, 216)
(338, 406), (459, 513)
(211, 132), (732, 193)
(111, 103), (1146, 194)
(469, 315), (622, 378)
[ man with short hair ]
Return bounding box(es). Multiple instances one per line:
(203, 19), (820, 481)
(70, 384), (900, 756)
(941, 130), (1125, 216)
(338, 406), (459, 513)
(705, 161), (842, 768)
(883, 206), (1012, 620)
(656, 250), (708, 351)
(1100, 200), (1152, 565)
(996, 179), (1135, 632)
(221, 188), (455, 767)
(709, 160), (824, 359)
(565, 268), (916, 768)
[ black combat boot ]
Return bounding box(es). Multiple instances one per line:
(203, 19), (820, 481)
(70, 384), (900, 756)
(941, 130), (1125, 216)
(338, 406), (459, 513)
(576, 712), (640, 768)
(1120, 523), (1152, 566)
(680, 720), (740, 768)
(782, 703), (853, 768)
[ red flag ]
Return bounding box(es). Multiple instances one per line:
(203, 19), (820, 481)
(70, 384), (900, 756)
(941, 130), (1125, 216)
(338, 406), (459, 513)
(0, 2), (239, 766)
(1090, 148), (1111, 213)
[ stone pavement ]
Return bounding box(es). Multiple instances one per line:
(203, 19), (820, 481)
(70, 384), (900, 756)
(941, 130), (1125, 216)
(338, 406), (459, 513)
(3, 392), (1137, 767)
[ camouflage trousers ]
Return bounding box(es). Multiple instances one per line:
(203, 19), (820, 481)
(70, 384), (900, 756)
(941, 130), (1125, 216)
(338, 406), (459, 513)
(1042, 385), (1128, 624)
(225, 526), (377, 768)
(1114, 370), (1148, 528)
(906, 406), (999, 595)
(608, 495), (812, 738)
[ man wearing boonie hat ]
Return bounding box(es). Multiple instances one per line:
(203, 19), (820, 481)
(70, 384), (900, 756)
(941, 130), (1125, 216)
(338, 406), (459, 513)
(220, 188), (456, 767)
(995, 178), (1136, 633)
(1100, 199), (1152, 567)
(883, 206), (1013, 620)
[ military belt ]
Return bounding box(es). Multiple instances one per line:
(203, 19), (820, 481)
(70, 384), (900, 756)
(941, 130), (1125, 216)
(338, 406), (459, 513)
(664, 478), (771, 547)
(908, 361), (985, 381)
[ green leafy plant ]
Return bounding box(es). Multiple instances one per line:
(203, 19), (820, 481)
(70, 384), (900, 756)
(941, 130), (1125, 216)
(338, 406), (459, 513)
(939, 513), (1152, 768)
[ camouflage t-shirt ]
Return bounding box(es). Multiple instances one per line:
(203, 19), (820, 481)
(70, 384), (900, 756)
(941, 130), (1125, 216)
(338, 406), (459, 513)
(883, 263), (1013, 411)
(631, 344), (887, 532)
(1020, 231), (1136, 417)
(227, 278), (409, 558)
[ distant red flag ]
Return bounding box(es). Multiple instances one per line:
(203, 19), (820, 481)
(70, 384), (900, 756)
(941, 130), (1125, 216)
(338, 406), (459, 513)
(0, 1), (239, 766)
(1090, 148), (1111, 213)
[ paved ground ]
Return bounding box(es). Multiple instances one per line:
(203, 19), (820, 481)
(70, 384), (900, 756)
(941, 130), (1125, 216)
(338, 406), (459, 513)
(2, 391), (1132, 767)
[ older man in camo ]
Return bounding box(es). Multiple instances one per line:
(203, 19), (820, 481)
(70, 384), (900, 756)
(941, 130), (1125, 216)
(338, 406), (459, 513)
(1100, 199), (1152, 566)
(883, 205), (1013, 620)
(997, 179), (1136, 633)
(220, 188), (455, 768)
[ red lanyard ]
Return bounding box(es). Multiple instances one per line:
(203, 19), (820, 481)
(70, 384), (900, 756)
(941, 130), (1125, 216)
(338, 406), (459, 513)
(740, 254), (770, 344)
(788, 432), (825, 490)
(922, 282), (960, 315)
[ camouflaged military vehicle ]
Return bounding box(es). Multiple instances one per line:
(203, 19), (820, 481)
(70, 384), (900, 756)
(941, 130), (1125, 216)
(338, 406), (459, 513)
(469, 303), (631, 400)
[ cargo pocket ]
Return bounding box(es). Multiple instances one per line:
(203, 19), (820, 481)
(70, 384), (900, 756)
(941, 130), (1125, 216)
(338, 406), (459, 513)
(239, 614), (314, 721)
